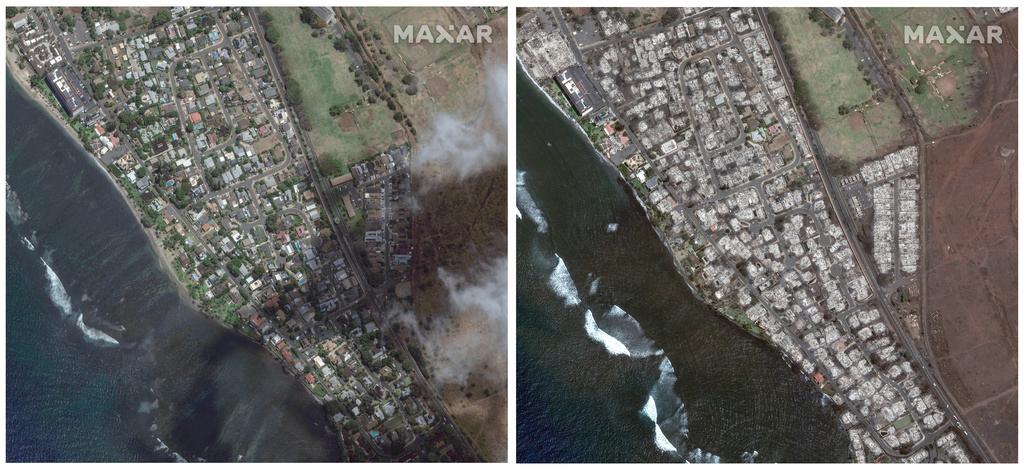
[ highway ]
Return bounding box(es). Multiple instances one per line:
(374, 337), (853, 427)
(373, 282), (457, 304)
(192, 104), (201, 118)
(247, 7), (480, 460)
(756, 7), (992, 462)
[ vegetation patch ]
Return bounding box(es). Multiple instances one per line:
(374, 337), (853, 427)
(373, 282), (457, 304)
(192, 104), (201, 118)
(263, 8), (398, 177)
(864, 8), (981, 135)
(769, 8), (907, 163)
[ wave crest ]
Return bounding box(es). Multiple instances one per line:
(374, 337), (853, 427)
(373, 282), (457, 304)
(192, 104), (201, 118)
(583, 310), (631, 356)
(41, 257), (119, 346)
(548, 255), (580, 307)
(516, 172), (549, 233)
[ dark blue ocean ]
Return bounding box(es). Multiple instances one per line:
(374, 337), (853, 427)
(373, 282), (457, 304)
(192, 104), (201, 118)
(515, 64), (852, 463)
(6, 73), (342, 462)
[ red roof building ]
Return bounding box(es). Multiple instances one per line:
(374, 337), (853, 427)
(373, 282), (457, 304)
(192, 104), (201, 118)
(304, 373), (315, 384)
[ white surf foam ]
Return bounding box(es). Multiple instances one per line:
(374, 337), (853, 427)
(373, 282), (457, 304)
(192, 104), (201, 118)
(642, 395), (679, 453)
(138, 399), (159, 414)
(41, 257), (119, 346)
(606, 223), (619, 233)
(687, 448), (721, 463)
(588, 278), (600, 296)
(517, 172), (549, 233)
(548, 255), (580, 307)
(20, 236), (35, 251)
(602, 305), (661, 358)
(77, 314), (119, 345)
(154, 436), (188, 462)
(6, 182), (29, 226)
(41, 258), (74, 319)
(583, 310), (630, 356)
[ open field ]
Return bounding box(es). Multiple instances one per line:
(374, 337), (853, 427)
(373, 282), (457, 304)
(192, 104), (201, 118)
(347, 7), (505, 130)
(920, 11), (1017, 462)
(772, 8), (907, 162)
(864, 7), (983, 136)
(407, 165), (507, 462)
(265, 7), (398, 176)
(923, 96), (1017, 462)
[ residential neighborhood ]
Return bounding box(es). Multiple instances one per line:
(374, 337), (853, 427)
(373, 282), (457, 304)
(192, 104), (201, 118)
(518, 6), (987, 463)
(7, 6), (475, 462)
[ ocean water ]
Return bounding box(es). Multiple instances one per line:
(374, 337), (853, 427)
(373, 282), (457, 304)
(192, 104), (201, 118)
(516, 65), (851, 463)
(6, 75), (342, 462)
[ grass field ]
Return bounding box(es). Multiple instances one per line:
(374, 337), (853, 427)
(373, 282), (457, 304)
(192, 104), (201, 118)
(772, 8), (907, 162)
(265, 7), (399, 176)
(865, 8), (980, 135)
(349, 7), (494, 129)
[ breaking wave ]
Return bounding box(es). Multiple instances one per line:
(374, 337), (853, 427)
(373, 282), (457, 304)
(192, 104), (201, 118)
(583, 310), (630, 356)
(598, 305), (661, 358)
(517, 171), (549, 233)
(41, 257), (119, 346)
(154, 436), (188, 462)
(76, 313), (120, 345)
(544, 251), (704, 460)
(41, 258), (75, 317)
(642, 395), (679, 453)
(548, 255), (580, 307)
(687, 448), (722, 463)
(643, 357), (691, 459)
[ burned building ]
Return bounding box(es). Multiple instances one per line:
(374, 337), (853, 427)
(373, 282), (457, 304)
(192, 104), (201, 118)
(555, 66), (605, 118)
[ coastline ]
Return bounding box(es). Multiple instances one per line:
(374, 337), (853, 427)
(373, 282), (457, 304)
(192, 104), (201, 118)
(517, 61), (775, 346)
(6, 58), (197, 311)
(8, 56), (343, 445)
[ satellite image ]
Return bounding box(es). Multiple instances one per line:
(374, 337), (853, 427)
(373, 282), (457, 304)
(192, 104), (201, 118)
(517, 6), (1016, 463)
(6, 6), (506, 462)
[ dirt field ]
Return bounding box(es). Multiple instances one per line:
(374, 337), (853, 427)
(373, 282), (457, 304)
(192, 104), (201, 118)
(375, 8), (507, 461)
(407, 165), (507, 462)
(349, 7), (506, 132)
(922, 13), (1017, 461)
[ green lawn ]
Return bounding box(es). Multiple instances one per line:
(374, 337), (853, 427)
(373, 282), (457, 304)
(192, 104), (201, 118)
(772, 8), (907, 162)
(866, 8), (980, 135)
(265, 7), (398, 176)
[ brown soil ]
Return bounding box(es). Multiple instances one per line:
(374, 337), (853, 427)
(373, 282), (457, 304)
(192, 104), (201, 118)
(425, 76), (449, 99)
(847, 111), (866, 131)
(922, 13), (1017, 459)
(935, 74), (957, 98)
(410, 165), (507, 461)
(338, 111), (357, 132)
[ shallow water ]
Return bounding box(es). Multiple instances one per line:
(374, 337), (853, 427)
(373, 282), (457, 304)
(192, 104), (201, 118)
(6, 74), (342, 462)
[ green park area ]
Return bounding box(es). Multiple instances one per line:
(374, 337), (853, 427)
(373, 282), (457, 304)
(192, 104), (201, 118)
(770, 8), (907, 167)
(263, 8), (398, 177)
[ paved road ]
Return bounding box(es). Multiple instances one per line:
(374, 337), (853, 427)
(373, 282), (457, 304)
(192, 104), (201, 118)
(248, 8), (479, 460)
(757, 8), (991, 461)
